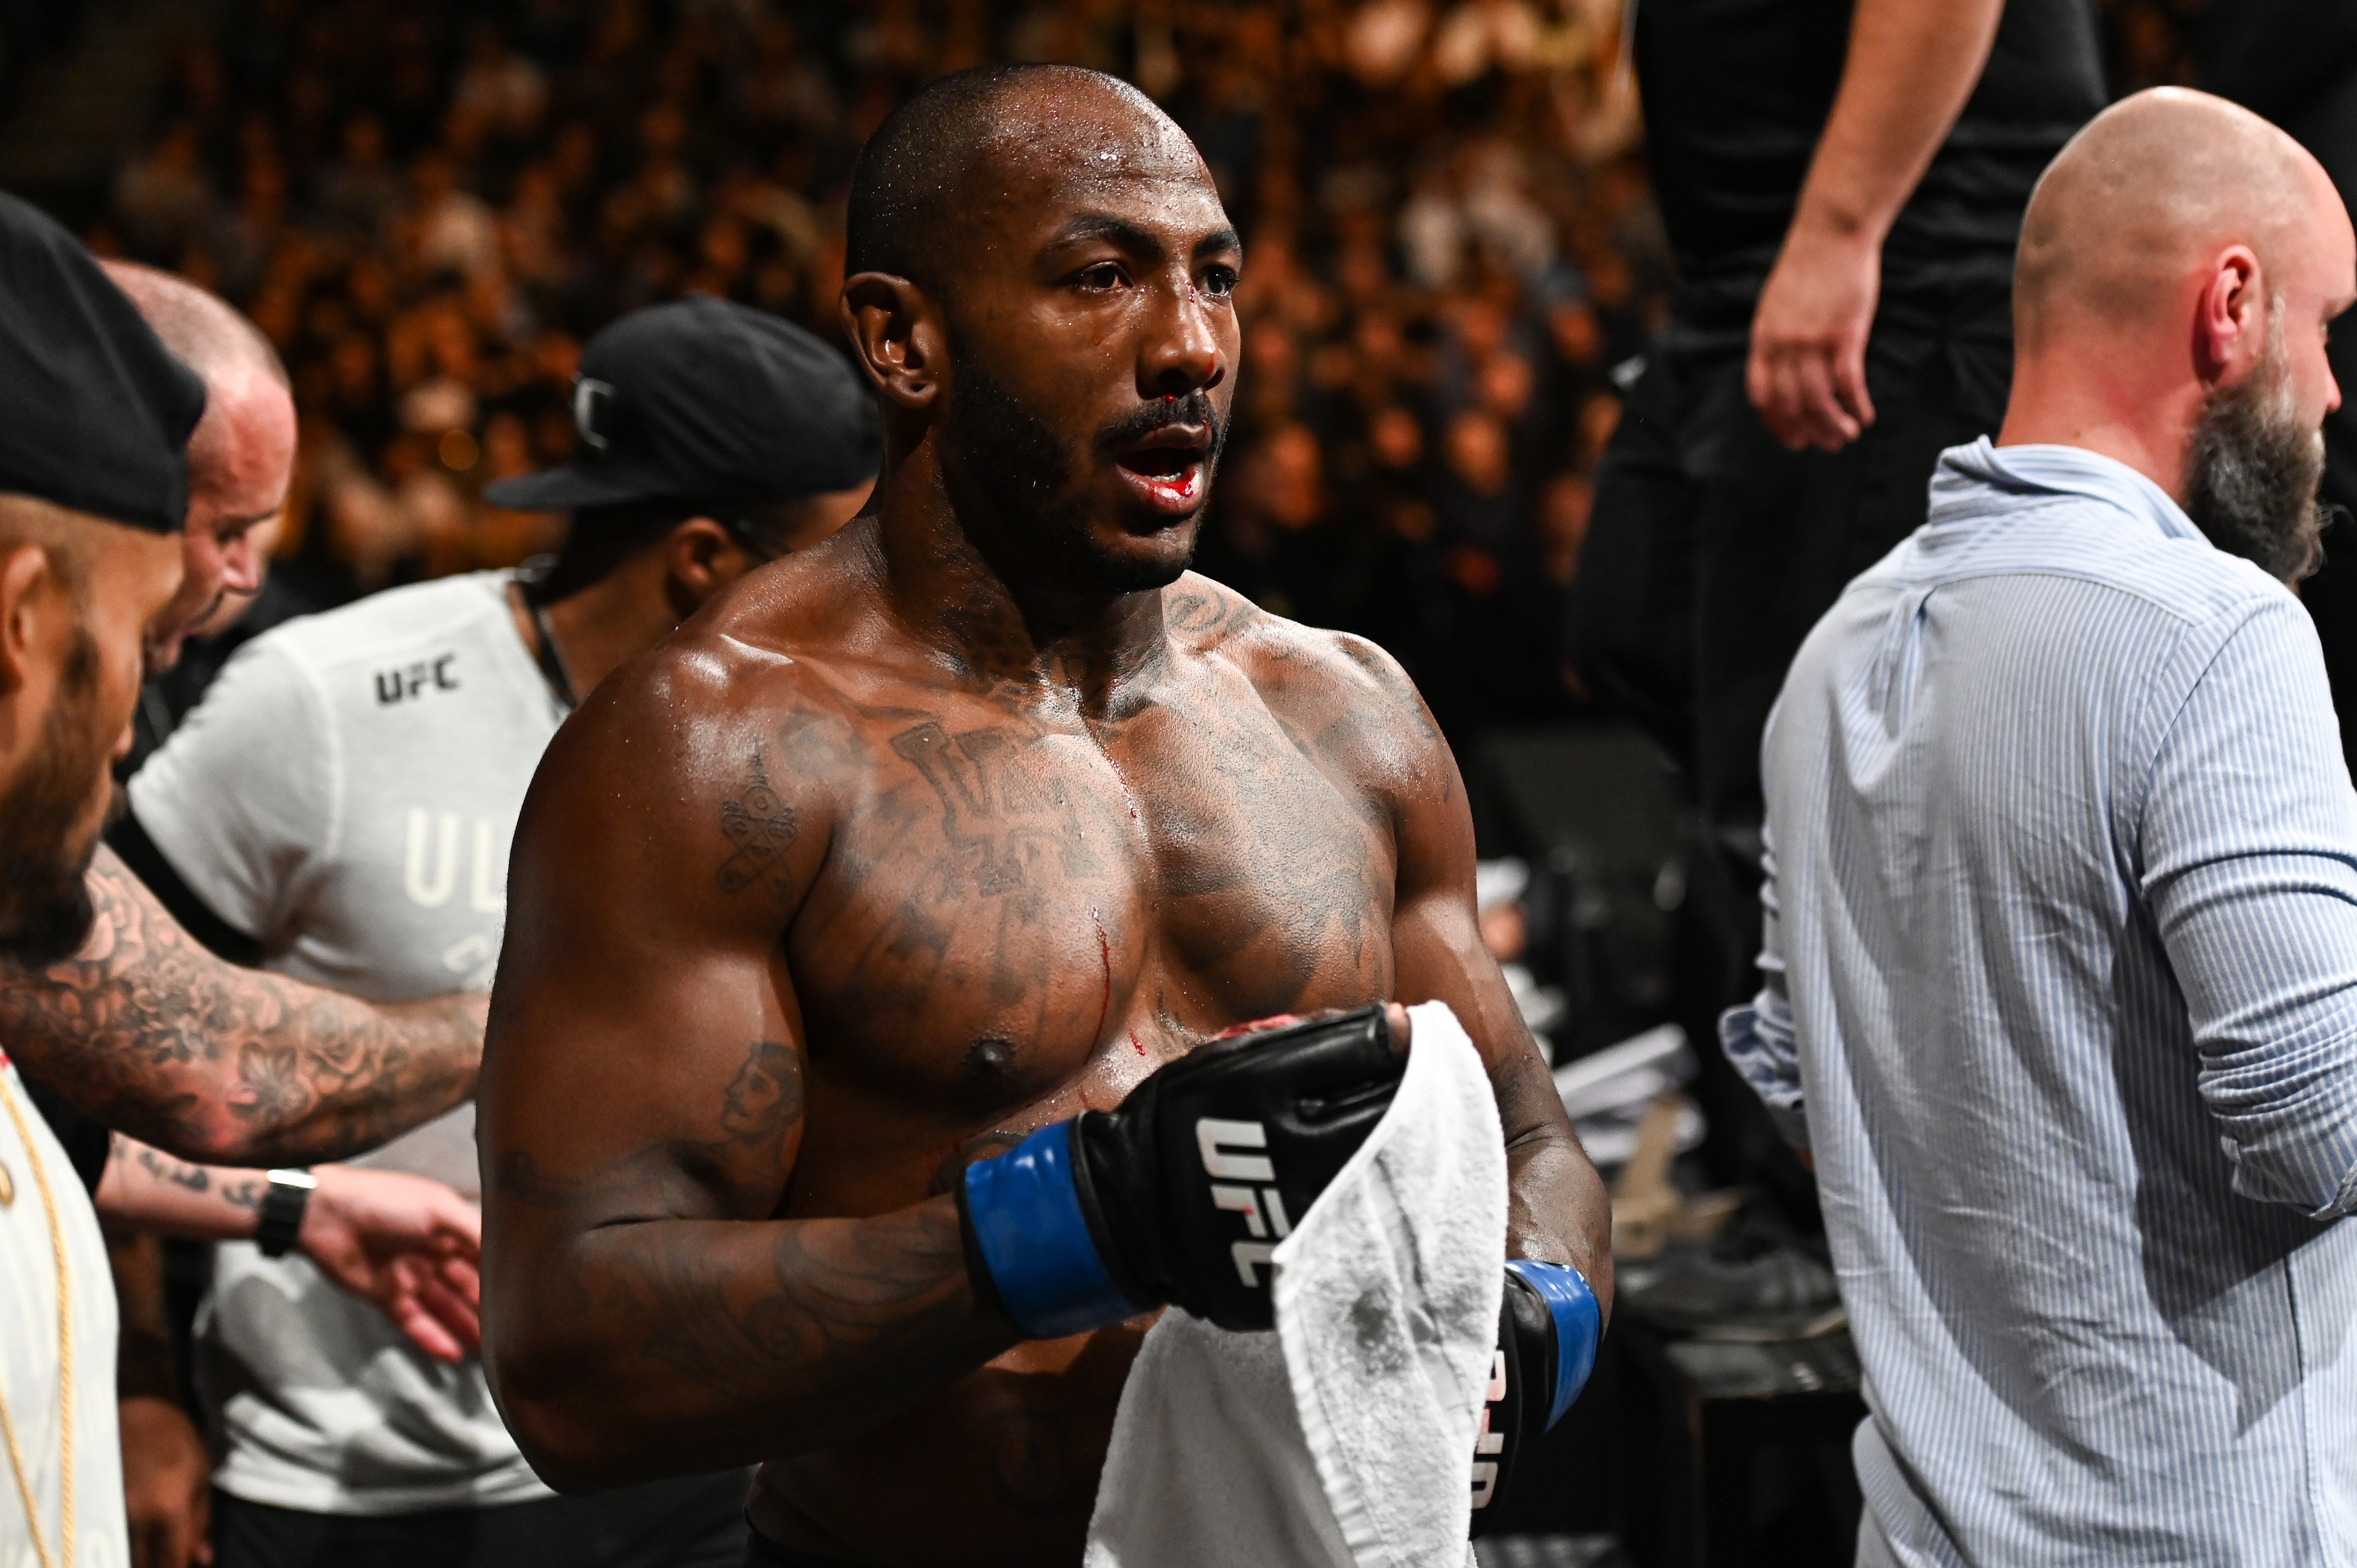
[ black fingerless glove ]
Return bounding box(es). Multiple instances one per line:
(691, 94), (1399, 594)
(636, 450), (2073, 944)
(959, 1005), (1406, 1336)
(1469, 1260), (1602, 1535)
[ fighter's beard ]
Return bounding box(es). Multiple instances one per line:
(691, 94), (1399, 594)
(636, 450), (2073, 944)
(2184, 300), (2328, 585)
(0, 627), (116, 968)
(942, 349), (1223, 597)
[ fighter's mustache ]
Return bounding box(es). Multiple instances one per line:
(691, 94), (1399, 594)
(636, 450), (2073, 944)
(1096, 392), (1227, 469)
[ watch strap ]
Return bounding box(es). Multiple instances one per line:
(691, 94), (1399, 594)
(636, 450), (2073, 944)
(256, 1168), (317, 1258)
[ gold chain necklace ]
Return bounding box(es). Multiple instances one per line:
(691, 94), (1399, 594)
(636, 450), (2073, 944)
(0, 1066), (72, 1568)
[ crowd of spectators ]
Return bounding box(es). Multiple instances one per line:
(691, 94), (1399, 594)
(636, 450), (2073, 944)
(84, 0), (2178, 755)
(86, 0), (1659, 755)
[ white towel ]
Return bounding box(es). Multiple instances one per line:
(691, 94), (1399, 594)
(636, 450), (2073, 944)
(1084, 1000), (1507, 1568)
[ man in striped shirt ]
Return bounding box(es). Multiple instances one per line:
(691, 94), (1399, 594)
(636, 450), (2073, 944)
(1723, 89), (2357, 1562)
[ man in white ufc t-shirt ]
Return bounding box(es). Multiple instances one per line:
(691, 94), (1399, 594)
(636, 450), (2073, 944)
(124, 298), (876, 1568)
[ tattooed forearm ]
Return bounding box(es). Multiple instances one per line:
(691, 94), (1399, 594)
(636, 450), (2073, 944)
(95, 1133), (275, 1242)
(487, 1037), (1017, 1486)
(0, 845), (483, 1166)
(497, 1175), (1004, 1483)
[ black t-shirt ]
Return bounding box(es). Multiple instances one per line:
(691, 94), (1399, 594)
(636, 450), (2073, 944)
(2195, 0), (2357, 135)
(1636, 0), (2105, 333)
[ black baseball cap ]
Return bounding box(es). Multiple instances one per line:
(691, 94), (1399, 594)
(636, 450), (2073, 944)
(0, 191), (204, 533)
(485, 296), (879, 513)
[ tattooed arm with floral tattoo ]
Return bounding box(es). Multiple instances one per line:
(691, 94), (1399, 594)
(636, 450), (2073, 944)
(0, 843), (484, 1166)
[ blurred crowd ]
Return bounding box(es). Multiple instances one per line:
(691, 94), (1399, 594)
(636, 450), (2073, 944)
(84, 0), (2181, 754)
(88, 0), (1662, 753)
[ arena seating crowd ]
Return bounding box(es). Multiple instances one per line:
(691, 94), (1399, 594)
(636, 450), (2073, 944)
(85, 0), (2183, 758)
(83, 0), (1657, 757)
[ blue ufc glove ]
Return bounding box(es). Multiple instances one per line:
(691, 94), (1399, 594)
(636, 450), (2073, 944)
(957, 1006), (1406, 1337)
(1469, 1260), (1601, 1534)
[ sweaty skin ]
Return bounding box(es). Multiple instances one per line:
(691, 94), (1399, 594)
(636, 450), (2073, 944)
(481, 72), (1612, 1568)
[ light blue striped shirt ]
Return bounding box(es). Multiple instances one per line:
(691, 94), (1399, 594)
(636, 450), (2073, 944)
(1722, 438), (2357, 1565)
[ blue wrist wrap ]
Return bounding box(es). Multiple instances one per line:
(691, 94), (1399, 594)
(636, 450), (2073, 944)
(1507, 1260), (1601, 1431)
(962, 1121), (1137, 1339)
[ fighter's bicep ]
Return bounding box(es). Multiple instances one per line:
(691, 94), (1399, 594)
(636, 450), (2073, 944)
(486, 691), (819, 1222)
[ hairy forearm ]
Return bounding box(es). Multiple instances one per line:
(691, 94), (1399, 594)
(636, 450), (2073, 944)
(95, 1133), (268, 1241)
(487, 1186), (1017, 1489)
(0, 845), (483, 1165)
(1794, 0), (2005, 243)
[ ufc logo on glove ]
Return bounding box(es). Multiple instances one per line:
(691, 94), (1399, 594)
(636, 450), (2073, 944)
(1199, 1117), (1292, 1286)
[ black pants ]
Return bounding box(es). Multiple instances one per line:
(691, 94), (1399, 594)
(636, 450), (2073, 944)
(211, 1470), (751, 1568)
(741, 1529), (864, 1567)
(1568, 308), (2010, 875)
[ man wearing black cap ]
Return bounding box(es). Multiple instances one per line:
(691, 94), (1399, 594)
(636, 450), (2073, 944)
(118, 293), (875, 1568)
(0, 185), (204, 1568)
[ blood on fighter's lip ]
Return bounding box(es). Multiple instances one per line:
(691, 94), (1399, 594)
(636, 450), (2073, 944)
(1113, 453), (1204, 513)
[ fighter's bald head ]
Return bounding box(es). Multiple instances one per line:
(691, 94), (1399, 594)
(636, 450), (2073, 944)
(846, 64), (1207, 299)
(2016, 88), (2342, 349)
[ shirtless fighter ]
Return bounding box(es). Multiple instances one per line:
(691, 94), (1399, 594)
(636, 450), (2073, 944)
(480, 64), (1614, 1566)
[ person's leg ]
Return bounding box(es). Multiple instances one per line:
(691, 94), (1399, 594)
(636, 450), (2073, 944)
(209, 1491), (475, 1568)
(1565, 344), (1705, 773)
(1678, 321), (2003, 1194)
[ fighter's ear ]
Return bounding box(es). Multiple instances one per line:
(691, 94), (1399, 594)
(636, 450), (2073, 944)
(840, 271), (945, 414)
(0, 541), (53, 700)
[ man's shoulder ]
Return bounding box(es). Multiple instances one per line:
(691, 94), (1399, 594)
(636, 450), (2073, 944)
(1870, 494), (2289, 633)
(1171, 573), (1448, 792)
(1169, 572), (1404, 697)
(557, 587), (867, 816)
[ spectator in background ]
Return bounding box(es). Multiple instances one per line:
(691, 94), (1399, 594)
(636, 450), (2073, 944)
(92, 0), (1672, 777)
(1564, 0), (2106, 1172)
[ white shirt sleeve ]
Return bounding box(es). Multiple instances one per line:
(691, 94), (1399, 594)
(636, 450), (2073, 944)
(1719, 824), (1810, 1149)
(126, 635), (340, 946)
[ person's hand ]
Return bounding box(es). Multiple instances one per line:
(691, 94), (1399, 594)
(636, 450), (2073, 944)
(1468, 1261), (1601, 1535)
(300, 1166), (483, 1362)
(960, 1004), (1412, 1337)
(119, 1396), (212, 1568)
(1746, 219), (1882, 451)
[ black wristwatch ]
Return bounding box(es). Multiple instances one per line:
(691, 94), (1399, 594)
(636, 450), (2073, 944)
(256, 1169), (318, 1258)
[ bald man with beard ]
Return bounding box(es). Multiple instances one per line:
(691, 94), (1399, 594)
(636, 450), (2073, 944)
(1722, 89), (2357, 1562)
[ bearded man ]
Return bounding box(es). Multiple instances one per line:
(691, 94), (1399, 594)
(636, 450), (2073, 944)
(1722, 88), (2357, 1562)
